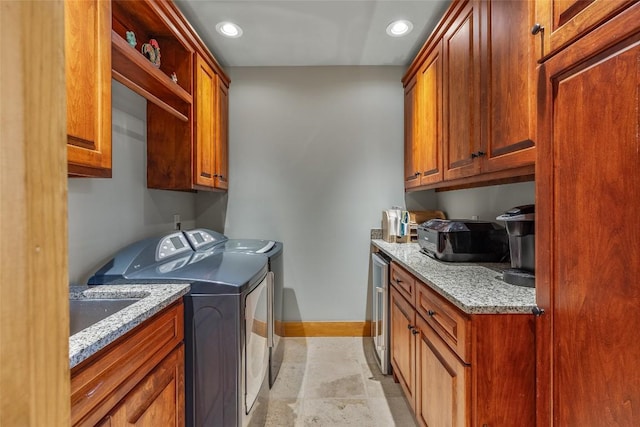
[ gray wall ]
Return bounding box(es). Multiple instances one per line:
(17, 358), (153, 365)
(197, 66), (407, 321)
(68, 82), (197, 284)
(435, 181), (535, 220)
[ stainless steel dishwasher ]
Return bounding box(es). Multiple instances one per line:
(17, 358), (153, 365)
(371, 251), (391, 374)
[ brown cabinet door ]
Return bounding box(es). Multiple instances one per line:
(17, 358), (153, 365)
(194, 54), (216, 188)
(535, 0), (635, 59)
(443, 0), (482, 180)
(390, 287), (416, 410)
(404, 76), (421, 189)
(65, 0), (112, 177)
(214, 80), (229, 190)
(417, 42), (444, 186)
(536, 5), (640, 425)
(415, 315), (469, 427)
(481, 0), (536, 172)
(110, 345), (185, 427)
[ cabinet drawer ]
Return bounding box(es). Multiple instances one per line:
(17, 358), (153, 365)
(390, 262), (415, 305)
(416, 282), (470, 363)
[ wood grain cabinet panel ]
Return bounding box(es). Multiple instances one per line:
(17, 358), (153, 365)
(65, 0), (112, 177)
(416, 282), (470, 363)
(415, 315), (469, 427)
(417, 43), (444, 186)
(194, 55), (217, 188)
(481, 0), (536, 172)
(110, 345), (185, 427)
(390, 286), (417, 411)
(214, 78), (229, 190)
(390, 262), (415, 305)
(443, 0), (482, 181)
(534, 0), (636, 59)
(404, 76), (421, 189)
(536, 4), (640, 425)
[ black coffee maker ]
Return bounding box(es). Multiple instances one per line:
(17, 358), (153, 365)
(496, 205), (535, 287)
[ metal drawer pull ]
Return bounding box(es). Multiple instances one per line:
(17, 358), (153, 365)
(427, 310), (436, 317)
(531, 23), (544, 35)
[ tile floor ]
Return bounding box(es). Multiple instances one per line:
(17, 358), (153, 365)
(249, 337), (417, 426)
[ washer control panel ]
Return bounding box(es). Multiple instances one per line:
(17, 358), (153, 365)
(156, 232), (192, 261)
(184, 229), (223, 251)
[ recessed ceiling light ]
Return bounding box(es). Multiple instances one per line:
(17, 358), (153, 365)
(386, 20), (413, 37)
(216, 21), (243, 38)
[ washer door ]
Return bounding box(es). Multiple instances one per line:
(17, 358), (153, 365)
(244, 276), (269, 414)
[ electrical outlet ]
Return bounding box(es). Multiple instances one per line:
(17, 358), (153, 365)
(173, 214), (181, 230)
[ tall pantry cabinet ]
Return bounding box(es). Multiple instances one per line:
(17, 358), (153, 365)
(535, 1), (640, 426)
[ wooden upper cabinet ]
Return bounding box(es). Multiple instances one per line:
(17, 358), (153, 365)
(194, 54), (229, 191)
(443, 0), (482, 181)
(404, 76), (421, 189)
(214, 79), (229, 190)
(417, 42), (444, 186)
(480, 0), (536, 172)
(112, 0), (229, 192)
(194, 55), (217, 188)
(534, 0), (636, 59)
(65, 0), (112, 177)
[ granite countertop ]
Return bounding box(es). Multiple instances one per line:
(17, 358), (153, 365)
(69, 284), (190, 369)
(372, 240), (536, 315)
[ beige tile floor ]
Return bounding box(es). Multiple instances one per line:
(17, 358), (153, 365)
(249, 337), (418, 427)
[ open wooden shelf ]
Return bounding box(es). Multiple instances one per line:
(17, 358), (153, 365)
(112, 31), (191, 121)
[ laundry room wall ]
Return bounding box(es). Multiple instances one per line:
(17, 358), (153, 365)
(196, 66), (407, 322)
(434, 181), (535, 220)
(67, 81), (197, 285)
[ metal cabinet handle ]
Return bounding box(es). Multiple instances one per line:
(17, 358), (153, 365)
(407, 324), (413, 330)
(411, 328), (419, 335)
(427, 310), (436, 317)
(531, 23), (544, 35)
(414, 171), (420, 177)
(477, 151), (486, 157)
(471, 152), (478, 159)
(532, 306), (545, 317)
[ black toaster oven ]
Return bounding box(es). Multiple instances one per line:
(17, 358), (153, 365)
(417, 219), (508, 262)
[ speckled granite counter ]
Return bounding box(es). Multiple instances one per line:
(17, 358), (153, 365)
(69, 284), (190, 368)
(372, 240), (535, 314)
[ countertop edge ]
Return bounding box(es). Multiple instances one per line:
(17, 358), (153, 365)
(371, 240), (536, 315)
(69, 284), (190, 369)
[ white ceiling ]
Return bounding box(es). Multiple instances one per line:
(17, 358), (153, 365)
(174, 0), (451, 67)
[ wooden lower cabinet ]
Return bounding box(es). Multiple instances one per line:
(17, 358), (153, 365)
(390, 286), (416, 410)
(71, 301), (185, 427)
(390, 263), (535, 426)
(108, 345), (184, 426)
(416, 315), (469, 427)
